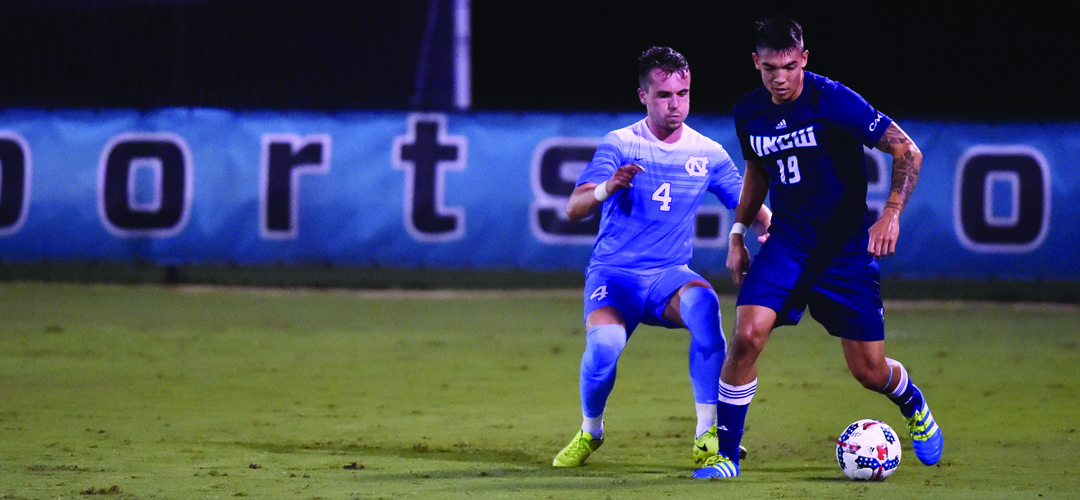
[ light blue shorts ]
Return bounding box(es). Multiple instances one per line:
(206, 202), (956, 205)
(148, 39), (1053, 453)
(583, 264), (707, 336)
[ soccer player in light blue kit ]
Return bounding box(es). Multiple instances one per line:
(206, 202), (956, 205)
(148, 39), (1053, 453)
(553, 46), (771, 467)
(695, 17), (943, 478)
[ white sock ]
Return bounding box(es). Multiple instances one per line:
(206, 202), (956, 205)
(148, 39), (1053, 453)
(582, 415), (604, 439)
(886, 358), (910, 398)
(696, 402), (717, 437)
(719, 379), (757, 405)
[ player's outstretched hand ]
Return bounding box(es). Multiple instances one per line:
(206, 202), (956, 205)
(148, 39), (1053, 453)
(868, 208), (900, 257)
(607, 163), (645, 193)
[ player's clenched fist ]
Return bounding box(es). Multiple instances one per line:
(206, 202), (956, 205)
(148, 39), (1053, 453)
(867, 207), (900, 257)
(604, 163), (645, 193)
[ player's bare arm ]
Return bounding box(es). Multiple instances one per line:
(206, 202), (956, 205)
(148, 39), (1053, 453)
(868, 122), (923, 257)
(876, 122), (922, 210)
(752, 205), (772, 241)
(727, 160), (771, 284)
(566, 163), (644, 221)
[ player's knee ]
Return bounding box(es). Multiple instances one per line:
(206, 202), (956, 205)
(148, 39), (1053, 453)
(680, 284), (719, 313)
(582, 325), (626, 376)
(730, 324), (768, 359)
(851, 364), (889, 391)
(680, 286), (723, 349)
(586, 324), (627, 353)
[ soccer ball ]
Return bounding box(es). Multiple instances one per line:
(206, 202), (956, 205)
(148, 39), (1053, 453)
(835, 419), (901, 481)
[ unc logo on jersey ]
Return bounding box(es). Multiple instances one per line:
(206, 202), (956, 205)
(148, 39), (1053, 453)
(684, 156), (709, 177)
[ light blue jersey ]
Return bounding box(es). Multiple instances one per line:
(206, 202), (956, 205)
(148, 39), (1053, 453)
(577, 119), (743, 272)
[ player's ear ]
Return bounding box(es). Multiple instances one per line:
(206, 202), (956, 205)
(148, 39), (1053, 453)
(801, 50), (809, 67)
(638, 87), (647, 105)
(752, 52), (760, 69)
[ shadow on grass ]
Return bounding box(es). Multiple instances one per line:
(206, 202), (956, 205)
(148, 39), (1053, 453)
(236, 439), (540, 466)
(231, 439), (843, 488)
(229, 438), (705, 483)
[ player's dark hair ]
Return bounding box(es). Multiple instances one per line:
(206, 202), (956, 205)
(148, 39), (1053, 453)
(754, 16), (804, 53)
(638, 46), (689, 90)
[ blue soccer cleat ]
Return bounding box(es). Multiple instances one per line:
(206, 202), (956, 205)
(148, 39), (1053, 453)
(692, 453), (739, 479)
(906, 402), (943, 465)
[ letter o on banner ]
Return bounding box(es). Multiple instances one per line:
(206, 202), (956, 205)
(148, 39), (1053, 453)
(99, 132), (192, 237)
(954, 145), (1050, 253)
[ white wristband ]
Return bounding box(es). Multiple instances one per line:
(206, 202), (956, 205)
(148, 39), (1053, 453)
(730, 222), (748, 236)
(593, 182), (610, 202)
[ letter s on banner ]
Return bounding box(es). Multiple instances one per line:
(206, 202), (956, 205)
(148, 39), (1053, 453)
(953, 145), (1050, 253)
(529, 137), (601, 244)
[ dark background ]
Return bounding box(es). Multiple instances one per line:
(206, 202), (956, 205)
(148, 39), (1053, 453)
(473, 0), (1069, 122)
(0, 0), (1071, 122)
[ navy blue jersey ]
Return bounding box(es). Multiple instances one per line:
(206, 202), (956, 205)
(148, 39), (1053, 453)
(734, 71), (891, 252)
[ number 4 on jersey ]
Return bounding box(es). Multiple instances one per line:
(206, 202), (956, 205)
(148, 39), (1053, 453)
(652, 182), (672, 211)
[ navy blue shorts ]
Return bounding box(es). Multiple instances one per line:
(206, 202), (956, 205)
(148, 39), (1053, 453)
(736, 239), (884, 341)
(583, 264), (706, 336)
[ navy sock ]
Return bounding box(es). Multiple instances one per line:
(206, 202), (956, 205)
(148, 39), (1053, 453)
(716, 379), (756, 465)
(716, 402), (747, 464)
(890, 383), (925, 418)
(884, 360), (924, 418)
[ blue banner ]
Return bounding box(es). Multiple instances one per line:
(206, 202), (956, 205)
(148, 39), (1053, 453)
(1, 109), (1077, 280)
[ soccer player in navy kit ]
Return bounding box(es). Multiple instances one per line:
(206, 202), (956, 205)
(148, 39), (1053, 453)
(552, 46), (771, 467)
(694, 17), (943, 479)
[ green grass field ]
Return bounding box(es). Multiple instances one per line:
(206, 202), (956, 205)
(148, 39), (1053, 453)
(1, 282), (1078, 499)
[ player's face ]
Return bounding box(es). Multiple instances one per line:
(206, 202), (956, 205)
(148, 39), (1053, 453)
(753, 48), (808, 104)
(639, 68), (690, 139)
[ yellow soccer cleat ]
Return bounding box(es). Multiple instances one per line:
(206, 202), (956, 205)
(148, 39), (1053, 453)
(692, 425), (719, 464)
(552, 430), (603, 467)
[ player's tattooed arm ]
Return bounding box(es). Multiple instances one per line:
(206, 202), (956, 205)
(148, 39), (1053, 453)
(875, 122), (923, 212)
(868, 122), (922, 257)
